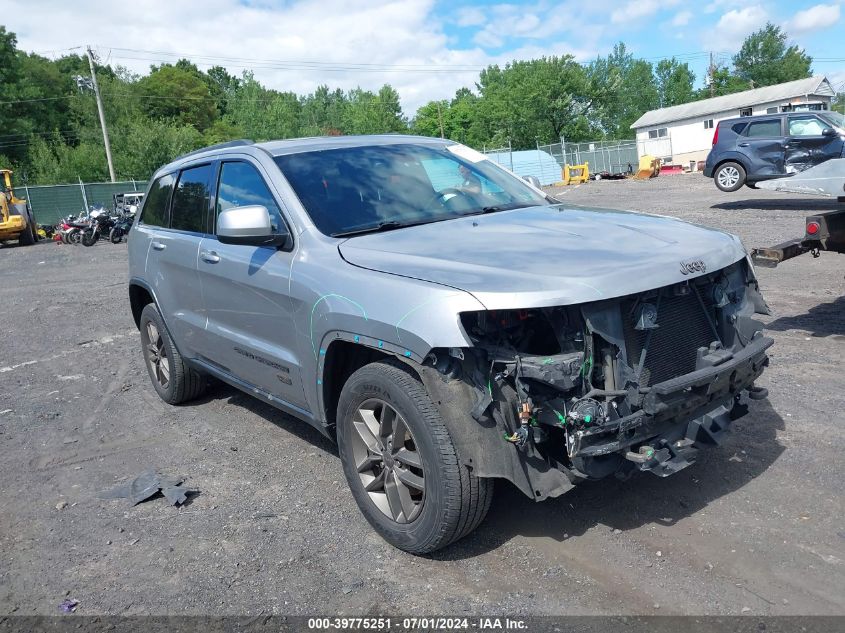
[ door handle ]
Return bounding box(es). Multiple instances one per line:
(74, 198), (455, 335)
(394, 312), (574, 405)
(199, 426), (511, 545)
(151, 241), (166, 251)
(200, 250), (220, 264)
(738, 142), (750, 147)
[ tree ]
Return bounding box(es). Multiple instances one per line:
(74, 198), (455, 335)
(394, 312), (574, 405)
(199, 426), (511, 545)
(135, 64), (218, 131)
(699, 64), (752, 98)
(477, 56), (595, 148)
(655, 58), (695, 107)
(733, 23), (812, 88)
(588, 43), (658, 139)
(300, 85), (349, 135)
(833, 92), (844, 115)
(224, 72), (301, 140)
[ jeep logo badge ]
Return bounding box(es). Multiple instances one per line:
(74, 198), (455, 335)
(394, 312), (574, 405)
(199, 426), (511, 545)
(680, 259), (706, 275)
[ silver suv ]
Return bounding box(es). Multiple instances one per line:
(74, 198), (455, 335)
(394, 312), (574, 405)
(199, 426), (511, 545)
(128, 135), (773, 553)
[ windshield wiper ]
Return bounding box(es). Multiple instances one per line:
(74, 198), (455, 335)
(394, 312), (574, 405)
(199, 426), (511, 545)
(331, 220), (407, 237)
(468, 202), (534, 216)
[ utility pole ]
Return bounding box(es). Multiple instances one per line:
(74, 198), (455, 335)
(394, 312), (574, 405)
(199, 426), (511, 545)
(436, 102), (445, 139)
(86, 46), (116, 182)
(709, 51), (715, 98)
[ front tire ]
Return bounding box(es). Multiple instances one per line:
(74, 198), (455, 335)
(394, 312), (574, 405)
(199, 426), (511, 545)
(19, 221), (35, 246)
(139, 303), (206, 405)
(80, 229), (99, 247)
(714, 161), (746, 192)
(336, 360), (493, 554)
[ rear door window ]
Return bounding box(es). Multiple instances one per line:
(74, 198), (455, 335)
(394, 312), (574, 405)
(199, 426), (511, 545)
(140, 174), (175, 227)
(745, 120), (782, 138)
(171, 164), (213, 233)
(216, 161), (285, 235)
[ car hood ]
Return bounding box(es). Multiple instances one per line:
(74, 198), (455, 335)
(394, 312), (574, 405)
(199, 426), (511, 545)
(338, 204), (747, 309)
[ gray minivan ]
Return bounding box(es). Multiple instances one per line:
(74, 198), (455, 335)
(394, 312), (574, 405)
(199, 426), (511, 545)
(704, 111), (845, 192)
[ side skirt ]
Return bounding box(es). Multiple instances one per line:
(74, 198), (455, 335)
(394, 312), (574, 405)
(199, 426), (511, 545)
(189, 357), (330, 438)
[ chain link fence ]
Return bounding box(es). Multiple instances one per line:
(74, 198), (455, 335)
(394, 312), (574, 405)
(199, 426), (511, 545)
(540, 140), (640, 176)
(481, 139), (640, 185)
(23, 180), (147, 225)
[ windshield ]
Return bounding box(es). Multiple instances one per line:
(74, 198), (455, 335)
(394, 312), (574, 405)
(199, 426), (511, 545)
(821, 111), (845, 130)
(274, 143), (549, 236)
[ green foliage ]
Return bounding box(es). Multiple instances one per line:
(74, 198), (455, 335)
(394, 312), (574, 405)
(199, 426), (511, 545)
(833, 92), (845, 115)
(587, 43), (659, 140)
(655, 59), (696, 107)
(700, 64), (753, 97)
(476, 56), (596, 148)
(0, 20), (826, 184)
(135, 64), (218, 131)
(733, 23), (812, 88)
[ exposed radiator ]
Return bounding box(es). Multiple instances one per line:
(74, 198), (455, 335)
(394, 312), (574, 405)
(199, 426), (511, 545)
(622, 288), (717, 386)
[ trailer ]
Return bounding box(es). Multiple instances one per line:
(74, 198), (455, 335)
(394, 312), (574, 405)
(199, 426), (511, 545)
(750, 158), (845, 268)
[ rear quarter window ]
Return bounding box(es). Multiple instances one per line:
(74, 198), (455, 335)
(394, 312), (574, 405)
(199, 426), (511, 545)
(730, 122), (748, 135)
(140, 174), (175, 227)
(745, 120), (782, 138)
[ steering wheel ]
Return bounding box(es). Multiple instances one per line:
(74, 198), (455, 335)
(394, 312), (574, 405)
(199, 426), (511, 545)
(425, 187), (473, 211)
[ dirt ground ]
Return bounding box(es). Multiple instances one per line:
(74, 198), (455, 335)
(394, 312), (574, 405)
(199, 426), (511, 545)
(1, 174), (843, 617)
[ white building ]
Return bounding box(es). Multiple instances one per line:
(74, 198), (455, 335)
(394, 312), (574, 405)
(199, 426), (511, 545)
(631, 76), (836, 167)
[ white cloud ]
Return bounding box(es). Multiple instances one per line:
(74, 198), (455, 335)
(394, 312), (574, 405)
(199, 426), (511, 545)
(611, 0), (661, 24)
(455, 7), (486, 27)
(671, 10), (693, 27)
(710, 5), (769, 51)
(611, 0), (681, 25)
(7, 0), (503, 114)
(8, 0), (602, 115)
(785, 3), (841, 35)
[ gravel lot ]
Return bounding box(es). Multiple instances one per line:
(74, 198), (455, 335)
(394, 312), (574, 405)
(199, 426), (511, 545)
(1, 174), (843, 617)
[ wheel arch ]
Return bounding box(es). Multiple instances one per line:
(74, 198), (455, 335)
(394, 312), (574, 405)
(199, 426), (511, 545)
(129, 279), (156, 328)
(713, 155), (750, 176)
(320, 337), (423, 431)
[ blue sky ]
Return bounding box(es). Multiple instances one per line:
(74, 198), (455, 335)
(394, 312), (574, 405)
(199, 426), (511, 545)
(440, 0), (845, 92)
(7, 0), (845, 112)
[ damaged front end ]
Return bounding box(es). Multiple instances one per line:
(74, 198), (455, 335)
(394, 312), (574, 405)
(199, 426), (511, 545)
(418, 259), (773, 501)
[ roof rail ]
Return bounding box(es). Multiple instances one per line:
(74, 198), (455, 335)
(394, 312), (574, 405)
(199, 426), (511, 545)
(173, 139), (254, 162)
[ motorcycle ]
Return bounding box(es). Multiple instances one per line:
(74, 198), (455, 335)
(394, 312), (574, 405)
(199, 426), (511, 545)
(80, 206), (118, 247)
(57, 212), (90, 244)
(108, 206), (137, 243)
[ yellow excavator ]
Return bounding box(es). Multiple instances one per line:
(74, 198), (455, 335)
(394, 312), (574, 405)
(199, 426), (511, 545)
(0, 169), (38, 246)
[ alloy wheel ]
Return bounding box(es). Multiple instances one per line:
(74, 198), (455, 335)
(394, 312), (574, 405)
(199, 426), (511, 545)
(145, 322), (170, 389)
(718, 165), (740, 189)
(350, 398), (425, 523)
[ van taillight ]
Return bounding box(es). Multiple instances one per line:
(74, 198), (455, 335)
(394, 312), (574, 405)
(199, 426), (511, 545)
(712, 126), (719, 145)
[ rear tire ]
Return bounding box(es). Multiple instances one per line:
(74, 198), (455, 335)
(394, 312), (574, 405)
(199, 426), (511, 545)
(336, 360), (493, 554)
(139, 303), (206, 405)
(714, 161), (746, 192)
(109, 227), (123, 244)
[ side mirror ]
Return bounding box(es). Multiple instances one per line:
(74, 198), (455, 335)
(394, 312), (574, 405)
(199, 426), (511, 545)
(822, 127), (837, 137)
(217, 205), (290, 248)
(522, 175), (542, 188)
